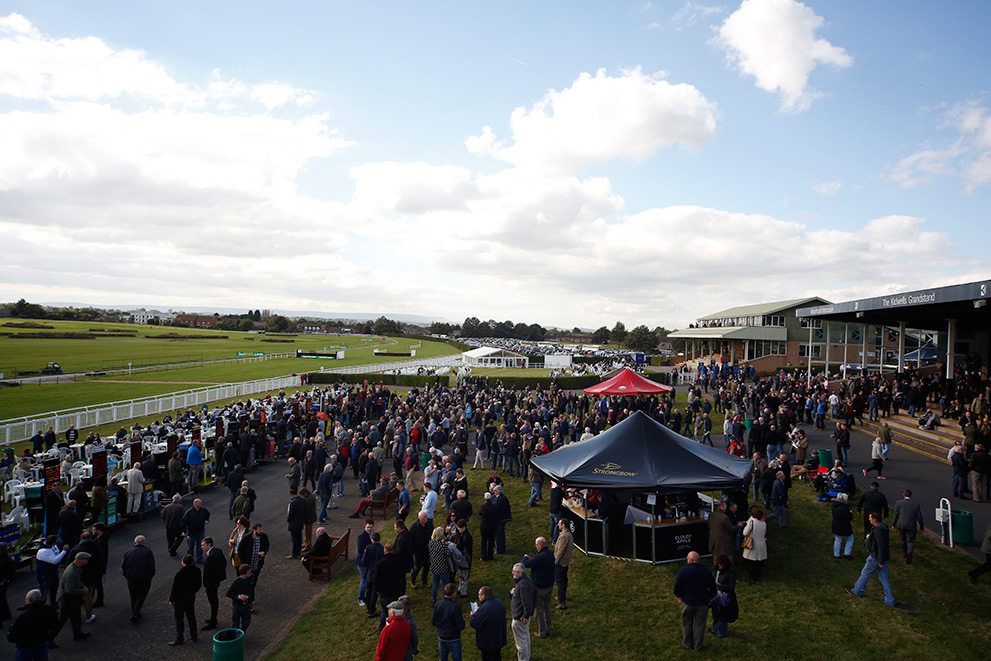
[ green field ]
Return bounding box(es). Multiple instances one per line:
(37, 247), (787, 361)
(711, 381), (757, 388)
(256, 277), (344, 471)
(0, 320), (458, 419)
(266, 464), (991, 661)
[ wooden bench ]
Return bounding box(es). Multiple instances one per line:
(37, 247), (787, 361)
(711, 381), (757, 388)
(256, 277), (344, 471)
(369, 488), (400, 520)
(308, 527), (350, 581)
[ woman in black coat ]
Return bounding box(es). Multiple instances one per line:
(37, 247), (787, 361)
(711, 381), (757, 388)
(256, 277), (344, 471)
(0, 542), (14, 624)
(711, 553), (738, 638)
(831, 493), (855, 559)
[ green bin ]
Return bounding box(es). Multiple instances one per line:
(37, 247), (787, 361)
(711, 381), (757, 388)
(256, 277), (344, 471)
(951, 510), (974, 545)
(213, 628), (244, 661)
(744, 418), (754, 433)
(817, 449), (834, 469)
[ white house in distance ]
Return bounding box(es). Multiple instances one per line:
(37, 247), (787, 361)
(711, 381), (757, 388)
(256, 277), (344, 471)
(129, 308), (175, 324)
(461, 346), (529, 369)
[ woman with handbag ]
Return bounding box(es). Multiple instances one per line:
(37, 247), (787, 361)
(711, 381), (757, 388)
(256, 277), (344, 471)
(710, 553), (738, 638)
(229, 515), (249, 567)
(427, 526), (453, 606)
(451, 518), (473, 597)
(742, 506), (767, 583)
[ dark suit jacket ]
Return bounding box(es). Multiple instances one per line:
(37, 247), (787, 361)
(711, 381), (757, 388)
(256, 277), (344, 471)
(304, 533), (333, 559)
(203, 546), (228, 587)
(169, 564), (202, 603)
(287, 496), (306, 531)
(470, 596), (507, 651)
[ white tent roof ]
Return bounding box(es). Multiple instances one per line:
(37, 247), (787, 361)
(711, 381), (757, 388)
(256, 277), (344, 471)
(462, 346), (525, 359)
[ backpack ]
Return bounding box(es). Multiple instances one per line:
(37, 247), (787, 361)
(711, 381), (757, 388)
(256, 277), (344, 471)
(331, 462), (344, 481)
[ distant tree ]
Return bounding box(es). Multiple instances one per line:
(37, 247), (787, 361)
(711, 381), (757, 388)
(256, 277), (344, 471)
(610, 322), (628, 346)
(238, 318), (255, 332)
(428, 322), (454, 336)
(372, 315), (402, 336)
(591, 326), (610, 344)
(270, 315), (290, 332)
(11, 298), (47, 319)
(572, 327), (582, 334)
(625, 325), (658, 353)
(512, 322), (529, 339)
(461, 317), (482, 338)
(527, 323), (546, 341)
(147, 316), (161, 326)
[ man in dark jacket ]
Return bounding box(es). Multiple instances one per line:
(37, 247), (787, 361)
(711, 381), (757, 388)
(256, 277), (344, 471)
(847, 511), (896, 607)
(226, 565), (255, 632)
(470, 585), (506, 661)
(69, 532), (104, 624)
(362, 532), (384, 618)
(236, 524), (270, 587)
(168, 554), (202, 646)
(8, 589), (57, 656)
(764, 471), (789, 528)
(509, 563), (535, 660)
(431, 582), (465, 660)
(162, 494), (186, 557)
(673, 551), (717, 651)
(225, 464), (245, 519)
(374, 543), (407, 630)
(521, 537), (554, 639)
(121, 535), (155, 623)
(200, 537), (227, 631)
(392, 519), (414, 579)
(891, 489), (925, 564)
(492, 485), (512, 555)
(409, 511), (432, 589)
(857, 482), (889, 534)
(286, 491), (306, 559)
(479, 493), (498, 562)
(180, 499), (210, 563)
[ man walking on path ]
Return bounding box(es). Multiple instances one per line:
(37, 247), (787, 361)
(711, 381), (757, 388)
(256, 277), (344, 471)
(673, 551), (716, 652)
(891, 490), (924, 564)
(847, 511), (896, 607)
(167, 553), (201, 646)
(121, 535), (155, 623)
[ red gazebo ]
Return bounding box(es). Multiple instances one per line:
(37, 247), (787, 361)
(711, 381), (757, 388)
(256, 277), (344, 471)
(583, 367), (672, 395)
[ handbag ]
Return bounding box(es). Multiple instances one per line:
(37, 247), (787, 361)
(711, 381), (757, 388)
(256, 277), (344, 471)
(712, 591), (730, 607)
(741, 534), (754, 550)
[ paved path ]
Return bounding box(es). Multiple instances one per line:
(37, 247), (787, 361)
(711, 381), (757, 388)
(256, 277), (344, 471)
(3, 456), (369, 660)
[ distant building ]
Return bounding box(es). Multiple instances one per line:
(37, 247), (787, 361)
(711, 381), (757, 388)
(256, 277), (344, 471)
(129, 308), (175, 324)
(173, 314), (217, 328)
(462, 346), (529, 369)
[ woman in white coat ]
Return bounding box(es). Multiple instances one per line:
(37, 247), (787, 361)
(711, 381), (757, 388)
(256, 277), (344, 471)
(742, 505), (768, 583)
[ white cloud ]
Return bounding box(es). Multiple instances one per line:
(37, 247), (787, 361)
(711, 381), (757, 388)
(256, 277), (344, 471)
(467, 67), (717, 174)
(888, 100), (991, 191)
(812, 180), (842, 196)
(250, 82), (315, 109)
(673, 2), (723, 27)
(714, 0), (852, 112)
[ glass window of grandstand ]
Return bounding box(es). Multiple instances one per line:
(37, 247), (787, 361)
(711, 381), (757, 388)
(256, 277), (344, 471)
(851, 328), (862, 343)
(887, 329), (899, 343)
(800, 318), (822, 328)
(752, 340), (785, 358)
(799, 344), (822, 358)
(762, 315), (785, 327)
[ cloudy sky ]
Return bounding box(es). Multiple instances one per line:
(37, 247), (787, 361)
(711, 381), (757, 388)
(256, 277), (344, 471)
(1, 1), (989, 329)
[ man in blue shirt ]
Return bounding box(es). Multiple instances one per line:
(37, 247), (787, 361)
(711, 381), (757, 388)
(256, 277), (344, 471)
(186, 440), (204, 494)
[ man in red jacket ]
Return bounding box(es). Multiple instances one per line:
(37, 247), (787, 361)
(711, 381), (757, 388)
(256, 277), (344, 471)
(375, 600), (411, 661)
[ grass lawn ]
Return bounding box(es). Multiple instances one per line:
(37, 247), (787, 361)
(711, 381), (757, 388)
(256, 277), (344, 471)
(264, 466), (991, 661)
(0, 327), (458, 418)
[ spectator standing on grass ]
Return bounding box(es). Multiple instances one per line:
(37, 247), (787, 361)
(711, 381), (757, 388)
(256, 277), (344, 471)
(831, 493), (854, 559)
(470, 585), (506, 661)
(509, 562), (535, 661)
(374, 544), (406, 630)
(376, 600), (411, 661)
(763, 471), (788, 528)
(742, 507), (767, 583)
(521, 537), (554, 639)
(710, 553), (738, 639)
(553, 518), (573, 610)
(847, 511), (895, 607)
(673, 551), (716, 652)
(891, 490), (924, 565)
(431, 583), (465, 661)
(857, 482), (889, 535)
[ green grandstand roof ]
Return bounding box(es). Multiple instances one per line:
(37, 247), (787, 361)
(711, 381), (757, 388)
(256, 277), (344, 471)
(697, 297), (830, 321)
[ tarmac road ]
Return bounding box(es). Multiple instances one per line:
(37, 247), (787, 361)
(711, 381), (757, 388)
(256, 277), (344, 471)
(2, 456), (367, 660)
